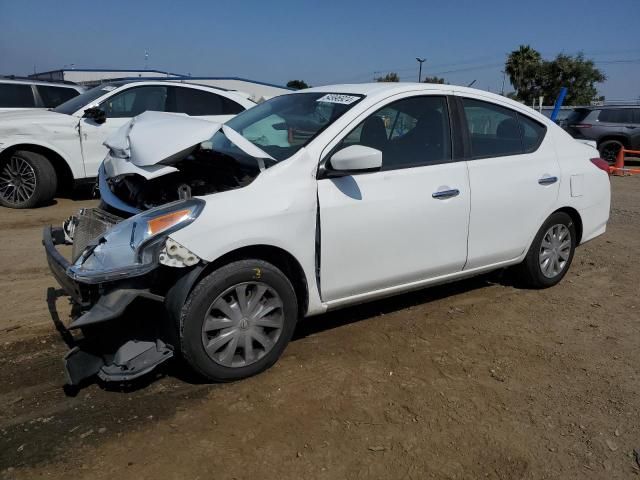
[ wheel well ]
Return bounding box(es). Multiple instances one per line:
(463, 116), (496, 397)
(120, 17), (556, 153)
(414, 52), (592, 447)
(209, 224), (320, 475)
(0, 144), (74, 193)
(598, 136), (629, 149)
(197, 245), (309, 317)
(554, 207), (583, 244)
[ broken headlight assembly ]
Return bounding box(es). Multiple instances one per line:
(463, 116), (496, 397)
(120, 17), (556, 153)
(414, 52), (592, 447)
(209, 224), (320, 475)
(67, 199), (204, 284)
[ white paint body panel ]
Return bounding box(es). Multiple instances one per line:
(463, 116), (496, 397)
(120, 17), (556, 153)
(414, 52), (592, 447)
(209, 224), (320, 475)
(0, 81), (254, 182)
(158, 83), (609, 317)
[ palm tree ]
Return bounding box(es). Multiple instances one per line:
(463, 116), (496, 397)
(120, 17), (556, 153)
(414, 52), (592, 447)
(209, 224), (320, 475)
(505, 45), (542, 102)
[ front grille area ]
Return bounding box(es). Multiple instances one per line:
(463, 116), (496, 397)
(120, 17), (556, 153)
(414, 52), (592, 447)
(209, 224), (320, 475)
(71, 208), (123, 261)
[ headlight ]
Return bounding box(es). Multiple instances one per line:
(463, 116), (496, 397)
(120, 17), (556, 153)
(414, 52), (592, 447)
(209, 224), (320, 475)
(68, 199), (204, 284)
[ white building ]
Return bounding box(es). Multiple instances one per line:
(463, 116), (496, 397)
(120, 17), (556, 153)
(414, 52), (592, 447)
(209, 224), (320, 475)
(29, 69), (291, 101)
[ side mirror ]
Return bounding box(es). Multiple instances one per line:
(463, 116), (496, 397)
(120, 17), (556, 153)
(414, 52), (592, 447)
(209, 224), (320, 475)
(83, 107), (106, 125)
(328, 145), (382, 173)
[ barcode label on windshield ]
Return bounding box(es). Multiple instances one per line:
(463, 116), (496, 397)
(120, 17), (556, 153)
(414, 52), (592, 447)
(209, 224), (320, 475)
(316, 94), (360, 105)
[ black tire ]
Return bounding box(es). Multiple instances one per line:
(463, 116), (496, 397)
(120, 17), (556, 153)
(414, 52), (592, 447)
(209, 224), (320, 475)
(598, 139), (624, 164)
(179, 259), (298, 382)
(0, 150), (57, 208)
(516, 212), (576, 289)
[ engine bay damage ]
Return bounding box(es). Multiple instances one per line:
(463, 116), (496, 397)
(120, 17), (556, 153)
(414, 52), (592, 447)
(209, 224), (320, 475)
(105, 145), (261, 211)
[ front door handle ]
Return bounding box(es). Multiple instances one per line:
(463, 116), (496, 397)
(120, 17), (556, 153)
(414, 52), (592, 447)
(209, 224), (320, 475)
(538, 176), (558, 186)
(432, 189), (460, 199)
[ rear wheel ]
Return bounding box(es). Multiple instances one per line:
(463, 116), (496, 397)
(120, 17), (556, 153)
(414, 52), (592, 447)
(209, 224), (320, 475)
(0, 150), (57, 208)
(598, 139), (624, 164)
(179, 259), (298, 382)
(516, 212), (576, 288)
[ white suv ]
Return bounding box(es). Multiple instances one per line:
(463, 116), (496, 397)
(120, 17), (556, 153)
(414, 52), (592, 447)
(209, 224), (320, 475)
(0, 80), (255, 208)
(0, 78), (84, 113)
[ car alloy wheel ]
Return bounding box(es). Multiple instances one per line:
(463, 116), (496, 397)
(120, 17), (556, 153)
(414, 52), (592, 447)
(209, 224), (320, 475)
(0, 155), (37, 206)
(538, 224), (571, 278)
(201, 281), (285, 368)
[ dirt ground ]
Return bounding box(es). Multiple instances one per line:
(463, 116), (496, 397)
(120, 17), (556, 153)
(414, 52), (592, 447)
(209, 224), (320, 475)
(0, 177), (639, 480)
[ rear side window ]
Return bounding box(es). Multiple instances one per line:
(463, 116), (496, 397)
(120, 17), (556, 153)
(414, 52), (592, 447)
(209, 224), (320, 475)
(0, 83), (36, 108)
(462, 98), (522, 158)
(598, 109), (634, 124)
(170, 87), (245, 116)
(462, 98), (545, 158)
(37, 86), (80, 108)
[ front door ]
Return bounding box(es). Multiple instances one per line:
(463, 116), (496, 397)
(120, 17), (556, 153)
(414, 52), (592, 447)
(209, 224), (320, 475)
(318, 94), (470, 302)
(79, 85), (169, 177)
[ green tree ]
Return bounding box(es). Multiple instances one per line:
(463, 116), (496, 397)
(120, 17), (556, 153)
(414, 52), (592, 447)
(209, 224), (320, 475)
(422, 76), (446, 84)
(375, 72), (400, 82)
(541, 53), (605, 105)
(505, 45), (605, 105)
(286, 80), (310, 90)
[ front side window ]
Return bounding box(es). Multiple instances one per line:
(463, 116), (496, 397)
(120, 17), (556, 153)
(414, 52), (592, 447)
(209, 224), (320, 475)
(0, 83), (35, 108)
(53, 84), (117, 115)
(336, 95), (452, 170)
(37, 86), (79, 108)
(101, 86), (168, 118)
(221, 92), (364, 161)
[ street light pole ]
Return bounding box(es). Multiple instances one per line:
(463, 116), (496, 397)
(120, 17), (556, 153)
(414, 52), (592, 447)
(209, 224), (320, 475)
(416, 57), (426, 82)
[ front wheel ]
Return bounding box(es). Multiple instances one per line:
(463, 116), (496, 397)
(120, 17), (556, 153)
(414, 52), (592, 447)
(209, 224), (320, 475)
(516, 212), (576, 288)
(0, 150), (57, 208)
(179, 259), (298, 382)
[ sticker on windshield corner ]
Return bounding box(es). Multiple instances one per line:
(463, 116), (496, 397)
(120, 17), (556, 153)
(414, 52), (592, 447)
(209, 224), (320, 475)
(316, 94), (360, 105)
(101, 86), (116, 91)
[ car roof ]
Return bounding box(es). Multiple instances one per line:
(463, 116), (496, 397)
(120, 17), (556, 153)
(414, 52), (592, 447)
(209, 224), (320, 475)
(0, 77), (83, 88)
(300, 82), (549, 121)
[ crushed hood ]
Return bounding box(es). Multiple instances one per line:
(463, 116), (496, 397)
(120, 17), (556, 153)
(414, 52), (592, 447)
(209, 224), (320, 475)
(104, 111), (223, 167)
(102, 111), (273, 180)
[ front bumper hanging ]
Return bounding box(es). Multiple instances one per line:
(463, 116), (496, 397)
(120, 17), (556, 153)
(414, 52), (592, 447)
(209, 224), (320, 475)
(43, 225), (175, 386)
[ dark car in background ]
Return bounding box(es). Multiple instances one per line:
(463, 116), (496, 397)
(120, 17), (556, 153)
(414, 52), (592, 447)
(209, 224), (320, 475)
(563, 106), (640, 162)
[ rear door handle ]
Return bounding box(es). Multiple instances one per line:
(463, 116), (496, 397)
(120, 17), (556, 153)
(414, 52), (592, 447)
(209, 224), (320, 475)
(432, 189), (460, 199)
(538, 176), (558, 186)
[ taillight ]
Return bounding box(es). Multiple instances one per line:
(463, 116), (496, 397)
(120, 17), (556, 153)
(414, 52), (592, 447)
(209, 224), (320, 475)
(590, 157), (610, 173)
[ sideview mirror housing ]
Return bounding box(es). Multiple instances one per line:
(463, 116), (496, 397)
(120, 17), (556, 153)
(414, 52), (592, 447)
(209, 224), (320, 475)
(83, 107), (106, 125)
(328, 145), (382, 174)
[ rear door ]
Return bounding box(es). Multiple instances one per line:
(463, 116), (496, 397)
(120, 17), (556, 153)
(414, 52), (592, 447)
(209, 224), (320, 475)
(78, 85), (169, 177)
(318, 94), (470, 302)
(457, 95), (559, 269)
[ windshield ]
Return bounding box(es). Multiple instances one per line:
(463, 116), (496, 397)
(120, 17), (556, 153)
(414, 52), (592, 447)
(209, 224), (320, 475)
(53, 83), (118, 115)
(220, 92), (364, 161)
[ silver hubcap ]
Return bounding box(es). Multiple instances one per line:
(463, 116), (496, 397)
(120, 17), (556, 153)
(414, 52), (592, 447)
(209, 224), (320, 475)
(0, 156), (37, 205)
(201, 282), (284, 368)
(539, 224), (571, 278)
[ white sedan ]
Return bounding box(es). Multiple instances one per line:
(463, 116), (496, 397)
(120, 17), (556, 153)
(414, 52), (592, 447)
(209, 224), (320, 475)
(0, 80), (255, 208)
(44, 83), (610, 386)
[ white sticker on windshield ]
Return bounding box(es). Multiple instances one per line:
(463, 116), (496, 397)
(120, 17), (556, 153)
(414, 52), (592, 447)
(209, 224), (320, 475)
(316, 94), (360, 105)
(101, 86), (116, 91)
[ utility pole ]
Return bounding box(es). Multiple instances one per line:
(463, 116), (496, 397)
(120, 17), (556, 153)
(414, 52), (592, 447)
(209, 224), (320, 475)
(500, 71), (506, 95)
(416, 57), (426, 82)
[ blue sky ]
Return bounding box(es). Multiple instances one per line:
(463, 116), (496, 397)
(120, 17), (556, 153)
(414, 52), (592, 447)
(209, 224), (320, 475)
(1, 0), (638, 100)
